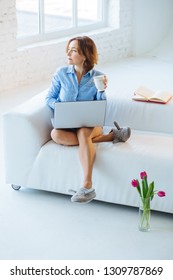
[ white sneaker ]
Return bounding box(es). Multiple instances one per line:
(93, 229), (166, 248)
(71, 187), (96, 204)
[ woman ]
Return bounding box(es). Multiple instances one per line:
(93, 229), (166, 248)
(46, 36), (131, 204)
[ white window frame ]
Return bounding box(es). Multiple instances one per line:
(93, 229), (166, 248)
(17, 0), (108, 46)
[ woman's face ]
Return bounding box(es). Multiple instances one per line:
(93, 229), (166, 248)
(67, 40), (85, 67)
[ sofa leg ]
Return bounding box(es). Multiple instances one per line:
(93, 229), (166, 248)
(11, 184), (21, 191)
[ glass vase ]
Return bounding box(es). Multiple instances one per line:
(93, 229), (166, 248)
(138, 197), (151, 231)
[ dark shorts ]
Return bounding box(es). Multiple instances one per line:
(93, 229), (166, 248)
(60, 127), (96, 133)
(59, 128), (78, 132)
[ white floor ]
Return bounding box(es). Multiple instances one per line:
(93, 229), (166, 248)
(0, 82), (173, 260)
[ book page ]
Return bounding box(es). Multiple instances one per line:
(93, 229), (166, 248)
(134, 86), (154, 99)
(151, 90), (173, 102)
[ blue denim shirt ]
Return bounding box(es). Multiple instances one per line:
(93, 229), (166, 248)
(45, 65), (106, 110)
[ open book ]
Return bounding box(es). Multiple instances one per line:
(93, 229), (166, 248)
(133, 86), (173, 104)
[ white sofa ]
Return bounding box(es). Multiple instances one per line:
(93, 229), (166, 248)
(3, 55), (173, 214)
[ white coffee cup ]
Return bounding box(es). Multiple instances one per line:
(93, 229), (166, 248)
(93, 75), (105, 91)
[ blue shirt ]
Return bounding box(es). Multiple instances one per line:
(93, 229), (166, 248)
(45, 65), (106, 110)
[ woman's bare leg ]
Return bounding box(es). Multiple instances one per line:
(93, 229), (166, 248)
(51, 128), (79, 146)
(77, 127), (96, 189)
(51, 127), (113, 145)
(51, 127), (113, 190)
(76, 127), (111, 189)
(91, 127), (113, 143)
(51, 127), (113, 183)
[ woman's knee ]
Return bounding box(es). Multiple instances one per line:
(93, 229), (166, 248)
(91, 127), (103, 138)
(77, 127), (93, 140)
(51, 129), (79, 145)
(51, 129), (61, 143)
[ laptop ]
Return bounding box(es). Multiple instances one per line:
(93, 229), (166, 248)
(51, 100), (107, 129)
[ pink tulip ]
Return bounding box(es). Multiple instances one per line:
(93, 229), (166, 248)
(131, 179), (139, 187)
(157, 191), (166, 197)
(140, 171), (147, 179)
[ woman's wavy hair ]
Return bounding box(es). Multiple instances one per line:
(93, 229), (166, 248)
(66, 36), (98, 73)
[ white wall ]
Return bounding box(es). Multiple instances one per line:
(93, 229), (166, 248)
(0, 0), (133, 93)
(132, 0), (173, 55)
(1, 0), (172, 94)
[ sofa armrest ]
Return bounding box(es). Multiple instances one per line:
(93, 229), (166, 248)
(3, 90), (53, 186)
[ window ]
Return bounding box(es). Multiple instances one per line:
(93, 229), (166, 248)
(16, 0), (107, 45)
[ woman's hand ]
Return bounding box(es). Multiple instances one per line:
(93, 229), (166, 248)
(103, 75), (108, 90)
